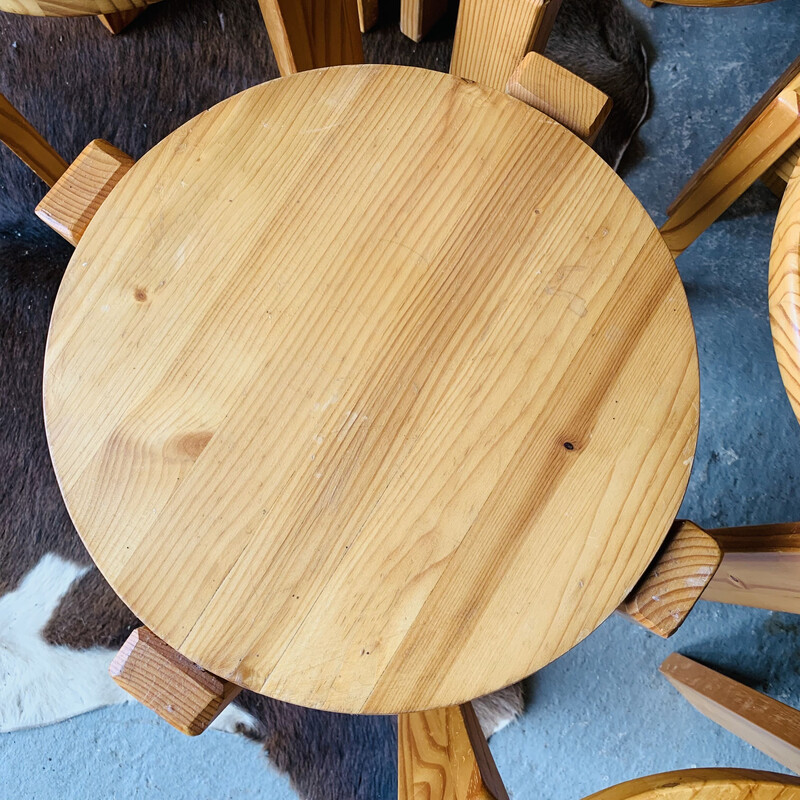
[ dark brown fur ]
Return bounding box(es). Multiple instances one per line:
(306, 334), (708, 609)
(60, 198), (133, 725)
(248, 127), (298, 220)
(0, 2), (650, 797)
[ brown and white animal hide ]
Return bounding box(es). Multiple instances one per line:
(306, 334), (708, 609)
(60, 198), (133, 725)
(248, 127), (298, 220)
(0, 1), (649, 797)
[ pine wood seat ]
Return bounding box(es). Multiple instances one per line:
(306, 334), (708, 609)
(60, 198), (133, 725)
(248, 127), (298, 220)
(586, 770), (800, 800)
(770, 166), (800, 423)
(0, 0), (155, 14)
(40, 64), (698, 721)
(0, 0), (161, 34)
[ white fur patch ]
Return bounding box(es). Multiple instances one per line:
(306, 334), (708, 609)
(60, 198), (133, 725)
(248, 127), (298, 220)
(0, 553), (261, 736)
(209, 703), (260, 735)
(0, 553), (129, 732)
(473, 683), (525, 738)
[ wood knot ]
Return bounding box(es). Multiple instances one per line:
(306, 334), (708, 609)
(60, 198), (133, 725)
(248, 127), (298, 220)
(178, 431), (213, 460)
(134, 287), (148, 303)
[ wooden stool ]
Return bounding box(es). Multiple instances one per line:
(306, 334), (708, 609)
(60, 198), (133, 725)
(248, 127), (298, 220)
(32, 60), (700, 796)
(587, 770), (800, 800)
(661, 54), (800, 256)
(0, 0), (375, 44)
(0, 0), (163, 35)
(662, 654), (800, 775)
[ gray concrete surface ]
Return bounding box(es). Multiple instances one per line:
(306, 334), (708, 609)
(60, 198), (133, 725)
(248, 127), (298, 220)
(3, 1), (800, 797)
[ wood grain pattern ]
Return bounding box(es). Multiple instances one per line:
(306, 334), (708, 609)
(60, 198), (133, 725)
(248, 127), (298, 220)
(110, 627), (241, 736)
(769, 164), (800, 431)
(617, 521), (721, 638)
(400, 0), (446, 42)
(662, 55), (800, 256)
(44, 65), (698, 714)
(702, 523), (800, 613)
(258, 0), (363, 76)
(0, 93), (67, 187)
(450, 0), (563, 91)
(35, 139), (134, 247)
(0, 0), (157, 16)
(357, 0), (377, 32)
(761, 141), (800, 196)
(505, 52), (612, 144)
(661, 654), (800, 774)
(97, 7), (144, 32)
(585, 769), (800, 800)
(398, 703), (508, 800)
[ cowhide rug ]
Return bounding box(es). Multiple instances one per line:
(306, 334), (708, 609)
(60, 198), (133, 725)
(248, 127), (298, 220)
(0, 1), (650, 797)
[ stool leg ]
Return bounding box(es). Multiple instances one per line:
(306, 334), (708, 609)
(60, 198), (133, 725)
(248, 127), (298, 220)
(358, 0), (378, 32)
(400, 0), (447, 42)
(0, 93), (67, 188)
(505, 52), (612, 145)
(701, 523), (800, 614)
(661, 56), (800, 257)
(661, 653), (800, 774)
(450, 0), (563, 91)
(398, 703), (509, 800)
(36, 140), (134, 246)
(110, 626), (241, 736)
(617, 521), (722, 639)
(97, 8), (146, 34)
(258, 0), (364, 76)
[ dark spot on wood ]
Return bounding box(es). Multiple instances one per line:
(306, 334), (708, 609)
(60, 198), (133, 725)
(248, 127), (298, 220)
(134, 287), (148, 302)
(179, 431), (213, 460)
(564, 442), (575, 451)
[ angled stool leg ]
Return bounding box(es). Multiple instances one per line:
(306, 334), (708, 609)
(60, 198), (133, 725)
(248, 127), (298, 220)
(701, 523), (800, 614)
(110, 627), (241, 736)
(450, 0), (563, 91)
(617, 521), (722, 638)
(661, 56), (800, 257)
(506, 52), (612, 144)
(0, 93), (67, 188)
(398, 703), (509, 800)
(358, 0), (378, 31)
(98, 8), (146, 34)
(400, 0), (447, 42)
(258, 0), (364, 76)
(661, 653), (800, 774)
(36, 139), (134, 246)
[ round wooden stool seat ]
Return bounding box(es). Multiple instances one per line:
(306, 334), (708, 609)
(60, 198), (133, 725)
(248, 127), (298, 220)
(0, 0), (157, 16)
(44, 65), (699, 714)
(770, 170), (800, 424)
(586, 769), (800, 800)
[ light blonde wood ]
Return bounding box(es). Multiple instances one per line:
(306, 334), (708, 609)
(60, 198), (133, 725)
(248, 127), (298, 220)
(398, 703), (508, 800)
(505, 52), (612, 144)
(617, 521), (722, 638)
(0, 93), (67, 187)
(661, 56), (800, 257)
(44, 65), (698, 715)
(585, 769), (800, 800)
(357, 0), (377, 32)
(769, 163), (800, 429)
(450, 0), (563, 91)
(701, 523), (800, 613)
(110, 627), (241, 736)
(0, 0), (157, 16)
(97, 6), (144, 32)
(400, 0), (446, 42)
(258, 0), (363, 76)
(661, 653), (800, 774)
(761, 140), (800, 196)
(36, 139), (134, 247)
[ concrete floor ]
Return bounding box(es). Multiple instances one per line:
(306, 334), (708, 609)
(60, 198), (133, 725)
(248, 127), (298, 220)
(3, 0), (800, 797)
